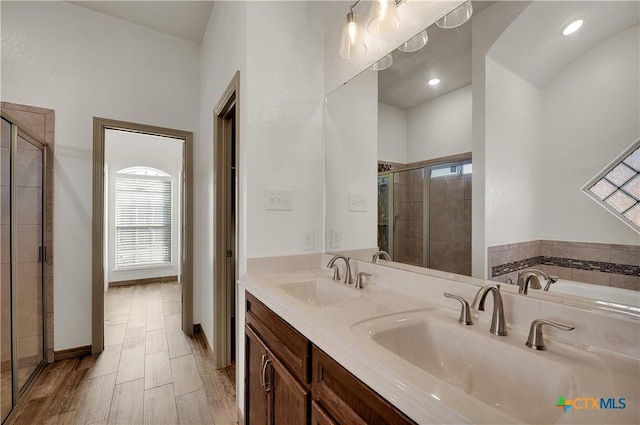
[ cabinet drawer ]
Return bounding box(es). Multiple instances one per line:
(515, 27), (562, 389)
(313, 346), (417, 425)
(312, 401), (338, 425)
(245, 292), (311, 385)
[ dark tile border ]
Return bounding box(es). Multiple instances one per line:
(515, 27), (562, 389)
(492, 256), (640, 278)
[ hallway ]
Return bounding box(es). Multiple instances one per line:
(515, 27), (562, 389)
(5, 282), (236, 425)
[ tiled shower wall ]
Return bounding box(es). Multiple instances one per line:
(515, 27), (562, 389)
(393, 168), (424, 266)
(1, 102), (54, 364)
(489, 240), (640, 290)
(429, 174), (472, 276)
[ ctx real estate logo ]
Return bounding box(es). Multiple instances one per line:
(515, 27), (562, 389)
(555, 396), (627, 413)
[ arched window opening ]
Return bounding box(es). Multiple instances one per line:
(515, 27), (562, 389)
(115, 166), (172, 268)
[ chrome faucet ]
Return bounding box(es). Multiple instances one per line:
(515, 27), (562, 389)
(372, 250), (391, 263)
(517, 269), (558, 294)
(471, 284), (507, 336)
(327, 255), (352, 284)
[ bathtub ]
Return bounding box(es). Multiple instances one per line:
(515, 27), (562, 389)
(550, 279), (640, 311)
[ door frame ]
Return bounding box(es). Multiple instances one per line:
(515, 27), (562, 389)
(92, 117), (194, 354)
(213, 71), (240, 368)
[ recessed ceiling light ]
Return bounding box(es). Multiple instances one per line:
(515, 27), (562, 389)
(562, 19), (583, 36)
(427, 78), (440, 86)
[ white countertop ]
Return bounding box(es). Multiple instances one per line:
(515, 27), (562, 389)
(239, 267), (639, 425)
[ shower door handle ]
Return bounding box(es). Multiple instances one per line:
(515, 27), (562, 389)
(38, 246), (47, 263)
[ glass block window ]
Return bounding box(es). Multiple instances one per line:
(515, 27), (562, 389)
(583, 140), (640, 232)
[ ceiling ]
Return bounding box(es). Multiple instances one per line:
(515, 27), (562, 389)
(68, 1), (214, 44)
(378, 1), (493, 110)
(379, 1), (640, 110)
(489, 1), (640, 88)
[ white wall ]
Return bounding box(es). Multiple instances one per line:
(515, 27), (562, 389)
(244, 1), (325, 259)
(407, 84), (472, 162)
(378, 102), (407, 164)
(470, 1), (532, 278)
(326, 70), (378, 251)
(199, 1), (325, 416)
(105, 130), (183, 283)
(0, 1), (200, 350)
(539, 25), (640, 245)
(196, 0), (247, 359)
(484, 58), (541, 247)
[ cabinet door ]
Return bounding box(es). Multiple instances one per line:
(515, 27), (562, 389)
(246, 326), (270, 425)
(271, 352), (309, 425)
(312, 401), (338, 425)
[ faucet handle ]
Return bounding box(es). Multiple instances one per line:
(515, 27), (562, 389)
(355, 272), (371, 289)
(444, 293), (473, 325)
(544, 276), (558, 291)
(526, 319), (575, 350)
(331, 264), (341, 281)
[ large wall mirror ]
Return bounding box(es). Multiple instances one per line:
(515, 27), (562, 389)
(325, 1), (640, 313)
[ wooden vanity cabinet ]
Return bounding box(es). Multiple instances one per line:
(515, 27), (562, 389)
(245, 293), (311, 425)
(313, 347), (416, 425)
(245, 292), (417, 425)
(312, 401), (338, 425)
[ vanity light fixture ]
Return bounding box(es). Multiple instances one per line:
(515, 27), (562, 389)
(370, 54), (393, 71)
(398, 29), (428, 53)
(562, 18), (584, 36)
(427, 78), (440, 86)
(404, 0), (428, 8)
(436, 0), (473, 29)
(339, 2), (367, 60)
(368, 0), (401, 38)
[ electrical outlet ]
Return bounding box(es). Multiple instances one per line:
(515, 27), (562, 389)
(302, 230), (314, 251)
(330, 229), (342, 249)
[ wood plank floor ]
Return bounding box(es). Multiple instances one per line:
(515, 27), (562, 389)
(5, 282), (237, 425)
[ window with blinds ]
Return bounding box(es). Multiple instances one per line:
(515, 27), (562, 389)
(115, 174), (172, 269)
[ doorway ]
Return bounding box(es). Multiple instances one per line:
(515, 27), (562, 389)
(213, 72), (240, 368)
(92, 118), (193, 355)
(1, 114), (48, 422)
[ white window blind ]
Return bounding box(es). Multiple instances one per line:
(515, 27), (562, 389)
(115, 176), (172, 269)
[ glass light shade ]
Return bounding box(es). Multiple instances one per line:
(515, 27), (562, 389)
(339, 11), (367, 60)
(397, 29), (428, 53)
(404, 0), (429, 8)
(368, 0), (400, 38)
(436, 1), (473, 29)
(370, 54), (393, 71)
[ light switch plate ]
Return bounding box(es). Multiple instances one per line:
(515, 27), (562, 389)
(348, 193), (366, 212)
(265, 188), (293, 211)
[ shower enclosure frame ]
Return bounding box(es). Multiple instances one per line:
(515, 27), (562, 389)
(2, 111), (49, 421)
(377, 153), (472, 269)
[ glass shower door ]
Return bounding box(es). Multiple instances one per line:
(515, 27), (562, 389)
(392, 168), (425, 267)
(15, 133), (44, 391)
(0, 116), (46, 422)
(1, 118), (12, 422)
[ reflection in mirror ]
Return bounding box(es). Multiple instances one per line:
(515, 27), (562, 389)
(325, 1), (640, 312)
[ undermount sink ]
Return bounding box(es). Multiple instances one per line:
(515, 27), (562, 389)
(280, 279), (361, 306)
(353, 311), (575, 424)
